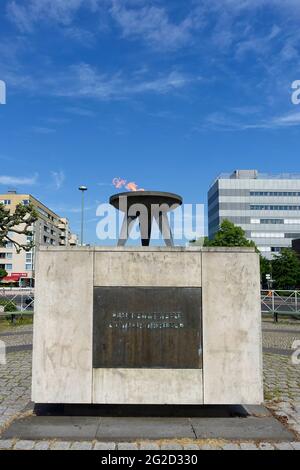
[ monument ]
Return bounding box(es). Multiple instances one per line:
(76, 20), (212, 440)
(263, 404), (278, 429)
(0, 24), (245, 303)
(32, 192), (263, 405)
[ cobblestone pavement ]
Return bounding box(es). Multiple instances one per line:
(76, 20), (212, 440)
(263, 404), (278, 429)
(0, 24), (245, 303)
(0, 322), (299, 450)
(262, 320), (300, 351)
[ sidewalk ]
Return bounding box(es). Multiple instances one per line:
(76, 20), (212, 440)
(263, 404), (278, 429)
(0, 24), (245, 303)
(0, 322), (299, 450)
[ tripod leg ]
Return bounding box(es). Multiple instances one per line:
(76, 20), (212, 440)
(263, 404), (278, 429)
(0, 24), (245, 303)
(118, 215), (137, 246)
(139, 213), (153, 246)
(154, 211), (174, 247)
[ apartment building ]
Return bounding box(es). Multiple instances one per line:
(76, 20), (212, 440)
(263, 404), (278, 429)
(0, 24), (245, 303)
(0, 191), (78, 285)
(208, 170), (300, 258)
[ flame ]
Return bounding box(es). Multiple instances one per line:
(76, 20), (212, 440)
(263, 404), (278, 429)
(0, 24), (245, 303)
(112, 177), (145, 192)
(126, 182), (138, 191)
(112, 177), (126, 189)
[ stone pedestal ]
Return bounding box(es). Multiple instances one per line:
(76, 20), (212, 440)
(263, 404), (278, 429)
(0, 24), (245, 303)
(32, 246), (263, 405)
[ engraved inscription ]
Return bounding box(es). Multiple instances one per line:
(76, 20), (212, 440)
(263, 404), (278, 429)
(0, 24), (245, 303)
(106, 311), (184, 329)
(93, 287), (202, 369)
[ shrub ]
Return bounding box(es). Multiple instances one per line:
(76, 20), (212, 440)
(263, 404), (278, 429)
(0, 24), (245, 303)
(0, 298), (18, 312)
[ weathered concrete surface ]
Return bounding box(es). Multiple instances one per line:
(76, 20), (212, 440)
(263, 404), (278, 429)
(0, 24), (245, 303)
(32, 246), (263, 405)
(191, 417), (294, 440)
(4, 416), (100, 440)
(202, 251), (263, 404)
(93, 369), (203, 404)
(32, 249), (94, 403)
(2, 414), (294, 442)
(94, 248), (202, 287)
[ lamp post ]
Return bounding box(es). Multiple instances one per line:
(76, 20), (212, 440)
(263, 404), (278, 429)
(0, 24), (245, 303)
(78, 185), (88, 246)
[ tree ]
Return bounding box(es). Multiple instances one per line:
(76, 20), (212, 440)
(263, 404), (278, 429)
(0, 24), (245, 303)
(272, 248), (300, 289)
(203, 219), (256, 248)
(0, 268), (7, 280)
(0, 203), (38, 253)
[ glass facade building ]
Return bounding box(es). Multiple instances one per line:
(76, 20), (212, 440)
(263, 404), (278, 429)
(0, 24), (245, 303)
(208, 170), (300, 258)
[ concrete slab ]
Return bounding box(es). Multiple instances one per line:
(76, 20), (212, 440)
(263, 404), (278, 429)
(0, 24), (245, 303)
(191, 417), (294, 441)
(3, 416), (100, 440)
(243, 405), (272, 417)
(96, 417), (195, 441)
(2, 412), (294, 442)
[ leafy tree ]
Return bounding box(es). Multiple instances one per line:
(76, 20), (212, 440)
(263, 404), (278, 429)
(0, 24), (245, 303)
(0, 203), (38, 253)
(0, 268), (7, 280)
(203, 219), (256, 248)
(272, 248), (300, 289)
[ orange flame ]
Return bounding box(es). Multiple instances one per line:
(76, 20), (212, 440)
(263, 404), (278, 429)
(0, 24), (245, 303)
(112, 177), (145, 192)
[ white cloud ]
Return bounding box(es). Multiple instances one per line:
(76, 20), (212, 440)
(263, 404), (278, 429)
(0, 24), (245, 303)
(110, 0), (196, 50)
(31, 126), (56, 134)
(52, 64), (193, 99)
(64, 107), (96, 117)
(51, 170), (65, 190)
(0, 173), (38, 186)
(7, 0), (86, 32)
(7, 0), (202, 50)
(199, 110), (300, 132)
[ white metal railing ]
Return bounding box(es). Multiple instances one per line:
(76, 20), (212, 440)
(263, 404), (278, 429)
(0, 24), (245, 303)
(261, 289), (300, 322)
(0, 288), (34, 318)
(0, 288), (299, 323)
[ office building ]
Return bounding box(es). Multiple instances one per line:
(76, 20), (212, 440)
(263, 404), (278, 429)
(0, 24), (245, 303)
(208, 170), (300, 258)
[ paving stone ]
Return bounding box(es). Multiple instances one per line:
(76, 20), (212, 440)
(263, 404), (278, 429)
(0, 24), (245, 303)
(117, 443), (139, 451)
(222, 443), (240, 450)
(160, 443), (183, 450)
(94, 442), (116, 451)
(240, 443), (258, 450)
(50, 441), (71, 450)
(183, 444), (200, 450)
(139, 442), (161, 450)
(198, 444), (220, 450)
(0, 439), (14, 450)
(14, 440), (35, 450)
(70, 441), (93, 450)
(34, 441), (51, 450)
(274, 442), (294, 450)
(291, 442), (300, 450)
(259, 442), (275, 450)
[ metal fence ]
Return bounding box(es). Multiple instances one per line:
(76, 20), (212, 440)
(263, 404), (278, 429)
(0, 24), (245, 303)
(261, 290), (300, 322)
(0, 288), (300, 324)
(0, 288), (34, 321)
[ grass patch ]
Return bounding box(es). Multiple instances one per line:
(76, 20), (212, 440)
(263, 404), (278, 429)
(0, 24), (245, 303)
(0, 316), (33, 333)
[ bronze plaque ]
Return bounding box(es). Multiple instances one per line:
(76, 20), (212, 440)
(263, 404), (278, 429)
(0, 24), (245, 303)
(93, 287), (202, 369)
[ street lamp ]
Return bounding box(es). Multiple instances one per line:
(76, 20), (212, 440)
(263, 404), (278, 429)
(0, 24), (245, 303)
(78, 185), (88, 246)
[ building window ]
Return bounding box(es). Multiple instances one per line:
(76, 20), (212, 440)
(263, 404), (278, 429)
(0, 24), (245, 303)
(260, 219), (283, 224)
(250, 219), (260, 224)
(6, 253), (13, 259)
(37, 207), (48, 217)
(250, 191), (300, 197)
(5, 264), (12, 270)
(5, 241), (13, 248)
(25, 263), (32, 270)
(271, 247), (281, 253)
(284, 219), (300, 224)
(251, 232), (285, 238)
(251, 205), (300, 211)
(0, 253), (5, 259)
(22, 200), (30, 205)
(26, 253), (32, 262)
(257, 246), (271, 252)
(0, 199), (11, 205)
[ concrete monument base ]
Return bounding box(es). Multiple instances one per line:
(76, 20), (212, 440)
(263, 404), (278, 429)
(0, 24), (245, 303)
(32, 246), (263, 405)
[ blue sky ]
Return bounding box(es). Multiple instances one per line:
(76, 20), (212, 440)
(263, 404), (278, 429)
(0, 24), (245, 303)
(1, 0), (300, 244)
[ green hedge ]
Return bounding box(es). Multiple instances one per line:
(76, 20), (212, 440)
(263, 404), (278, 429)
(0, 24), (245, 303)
(0, 298), (18, 312)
